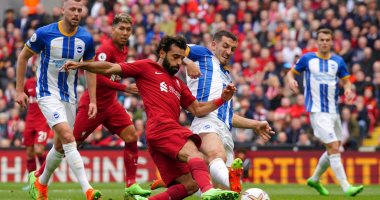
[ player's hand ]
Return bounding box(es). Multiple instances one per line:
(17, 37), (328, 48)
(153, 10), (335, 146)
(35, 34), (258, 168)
(184, 58), (201, 79)
(16, 91), (28, 108)
(254, 121), (275, 142)
(344, 89), (354, 104)
(221, 83), (236, 101)
(289, 79), (299, 93)
(88, 102), (97, 119)
(125, 83), (139, 94)
(61, 61), (81, 72)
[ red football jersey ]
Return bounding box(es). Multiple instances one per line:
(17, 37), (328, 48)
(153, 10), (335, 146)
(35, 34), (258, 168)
(79, 39), (128, 108)
(24, 77), (46, 122)
(119, 59), (196, 134)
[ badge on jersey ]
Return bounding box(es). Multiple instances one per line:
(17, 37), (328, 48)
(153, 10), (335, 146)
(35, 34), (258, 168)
(30, 33), (37, 42)
(98, 53), (107, 61)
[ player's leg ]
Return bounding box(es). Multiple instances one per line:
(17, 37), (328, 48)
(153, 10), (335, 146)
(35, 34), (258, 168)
(178, 139), (238, 200)
(199, 132), (230, 189)
(24, 125), (37, 173)
(145, 174), (198, 200)
(104, 106), (151, 197)
(328, 115), (363, 196)
(306, 113), (330, 195)
(73, 104), (104, 148)
(36, 97), (101, 199)
(26, 145), (37, 173)
(62, 102), (101, 199)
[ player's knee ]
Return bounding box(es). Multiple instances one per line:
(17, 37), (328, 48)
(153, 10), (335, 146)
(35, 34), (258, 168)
(206, 152), (226, 164)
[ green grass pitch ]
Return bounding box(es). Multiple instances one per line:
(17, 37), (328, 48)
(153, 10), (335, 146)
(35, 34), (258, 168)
(1, 182), (378, 200)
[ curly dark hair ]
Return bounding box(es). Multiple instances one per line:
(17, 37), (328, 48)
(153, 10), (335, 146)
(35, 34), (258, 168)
(156, 35), (187, 55)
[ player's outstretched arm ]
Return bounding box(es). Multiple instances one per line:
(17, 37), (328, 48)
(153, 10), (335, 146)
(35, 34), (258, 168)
(62, 61), (123, 76)
(16, 47), (35, 108)
(186, 83), (236, 117)
(232, 115), (275, 142)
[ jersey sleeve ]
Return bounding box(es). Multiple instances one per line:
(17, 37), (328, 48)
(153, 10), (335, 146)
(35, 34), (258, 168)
(25, 28), (44, 54)
(179, 80), (196, 109)
(337, 58), (350, 79)
(119, 60), (143, 78)
(293, 54), (308, 75)
(96, 75), (127, 91)
(186, 45), (212, 61)
(83, 36), (95, 61)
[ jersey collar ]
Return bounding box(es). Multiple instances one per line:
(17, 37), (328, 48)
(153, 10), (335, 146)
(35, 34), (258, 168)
(315, 52), (331, 60)
(58, 21), (78, 37)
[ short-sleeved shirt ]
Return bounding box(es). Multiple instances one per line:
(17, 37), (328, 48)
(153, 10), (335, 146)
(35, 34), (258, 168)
(79, 39), (128, 108)
(119, 59), (196, 135)
(25, 21), (95, 103)
(293, 52), (350, 113)
(185, 45), (233, 129)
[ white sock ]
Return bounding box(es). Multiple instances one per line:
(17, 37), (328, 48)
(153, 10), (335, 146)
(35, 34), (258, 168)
(209, 158), (229, 189)
(39, 146), (64, 185)
(329, 153), (350, 192)
(310, 151), (329, 182)
(63, 142), (92, 193)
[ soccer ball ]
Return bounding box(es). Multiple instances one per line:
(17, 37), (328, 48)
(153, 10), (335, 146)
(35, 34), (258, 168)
(241, 188), (270, 200)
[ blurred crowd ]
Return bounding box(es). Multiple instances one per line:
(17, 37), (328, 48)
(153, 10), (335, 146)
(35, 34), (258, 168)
(0, 0), (379, 150)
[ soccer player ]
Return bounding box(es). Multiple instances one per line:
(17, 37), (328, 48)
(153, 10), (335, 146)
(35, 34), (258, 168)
(183, 30), (274, 193)
(63, 35), (239, 200)
(15, 0), (101, 199)
(73, 13), (150, 198)
(286, 28), (364, 197)
(23, 75), (50, 175)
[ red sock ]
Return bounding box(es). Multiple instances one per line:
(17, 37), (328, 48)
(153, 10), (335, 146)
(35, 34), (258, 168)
(37, 153), (47, 166)
(124, 141), (138, 187)
(148, 184), (188, 200)
(26, 158), (37, 173)
(188, 158), (213, 193)
(35, 161), (46, 177)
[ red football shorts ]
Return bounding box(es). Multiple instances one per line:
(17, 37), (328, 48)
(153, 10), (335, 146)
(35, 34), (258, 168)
(147, 126), (201, 186)
(23, 121), (50, 146)
(73, 102), (133, 142)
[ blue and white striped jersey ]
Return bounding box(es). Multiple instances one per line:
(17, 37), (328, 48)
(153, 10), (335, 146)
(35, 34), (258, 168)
(186, 45), (233, 130)
(293, 52), (350, 113)
(25, 21), (95, 103)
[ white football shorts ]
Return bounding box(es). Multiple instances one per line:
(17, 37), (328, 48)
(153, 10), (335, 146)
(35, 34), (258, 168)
(190, 115), (234, 167)
(37, 96), (76, 128)
(310, 112), (343, 144)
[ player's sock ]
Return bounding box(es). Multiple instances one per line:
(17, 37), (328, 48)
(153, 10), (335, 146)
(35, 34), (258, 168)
(310, 151), (329, 182)
(27, 158), (37, 172)
(148, 184), (188, 200)
(329, 153), (350, 192)
(35, 161), (46, 177)
(188, 158), (213, 193)
(37, 153), (47, 167)
(209, 158), (229, 188)
(39, 146), (64, 185)
(124, 141), (138, 187)
(63, 142), (92, 193)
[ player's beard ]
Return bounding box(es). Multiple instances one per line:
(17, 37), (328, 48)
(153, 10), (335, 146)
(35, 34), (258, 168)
(163, 56), (179, 76)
